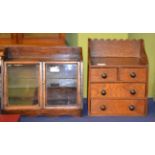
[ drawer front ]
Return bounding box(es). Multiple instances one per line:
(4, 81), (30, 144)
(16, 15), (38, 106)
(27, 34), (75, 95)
(90, 99), (147, 116)
(91, 83), (146, 98)
(119, 68), (147, 82)
(90, 68), (117, 82)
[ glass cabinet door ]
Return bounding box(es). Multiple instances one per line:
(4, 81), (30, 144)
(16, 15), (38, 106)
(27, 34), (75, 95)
(5, 63), (40, 107)
(45, 63), (78, 106)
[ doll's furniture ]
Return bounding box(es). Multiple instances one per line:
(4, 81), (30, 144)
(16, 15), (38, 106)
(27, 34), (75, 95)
(88, 39), (148, 116)
(0, 46), (83, 116)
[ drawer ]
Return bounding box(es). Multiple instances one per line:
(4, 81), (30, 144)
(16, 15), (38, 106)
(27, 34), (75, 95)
(90, 68), (117, 82)
(119, 68), (147, 82)
(91, 83), (146, 98)
(90, 99), (147, 116)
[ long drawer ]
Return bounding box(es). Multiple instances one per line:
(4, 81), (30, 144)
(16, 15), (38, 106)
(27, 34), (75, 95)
(90, 99), (147, 116)
(91, 83), (146, 98)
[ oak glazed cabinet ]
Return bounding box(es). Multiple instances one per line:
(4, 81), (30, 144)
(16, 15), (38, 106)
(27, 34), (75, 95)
(0, 46), (83, 116)
(88, 39), (148, 116)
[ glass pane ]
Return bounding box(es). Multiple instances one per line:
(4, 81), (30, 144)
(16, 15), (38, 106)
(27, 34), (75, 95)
(23, 33), (59, 38)
(46, 64), (77, 79)
(7, 64), (39, 106)
(0, 33), (11, 38)
(46, 64), (77, 106)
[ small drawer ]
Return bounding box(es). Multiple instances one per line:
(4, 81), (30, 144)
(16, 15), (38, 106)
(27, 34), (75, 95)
(90, 68), (117, 82)
(119, 68), (147, 82)
(90, 99), (147, 116)
(91, 83), (146, 98)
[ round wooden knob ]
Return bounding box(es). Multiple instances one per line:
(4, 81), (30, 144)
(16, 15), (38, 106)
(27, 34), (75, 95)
(101, 73), (107, 79)
(130, 72), (136, 78)
(101, 90), (106, 96)
(100, 105), (106, 111)
(130, 89), (136, 95)
(129, 105), (135, 111)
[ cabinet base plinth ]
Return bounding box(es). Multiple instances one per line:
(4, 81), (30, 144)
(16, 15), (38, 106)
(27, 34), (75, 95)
(2, 109), (82, 117)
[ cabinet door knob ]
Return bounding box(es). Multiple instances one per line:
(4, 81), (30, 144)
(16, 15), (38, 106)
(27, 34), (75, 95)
(101, 90), (106, 96)
(129, 105), (135, 111)
(130, 89), (136, 95)
(100, 105), (106, 111)
(130, 72), (136, 78)
(101, 73), (107, 79)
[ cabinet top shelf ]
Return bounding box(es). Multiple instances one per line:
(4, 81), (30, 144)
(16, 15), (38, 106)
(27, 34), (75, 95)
(1, 46), (82, 61)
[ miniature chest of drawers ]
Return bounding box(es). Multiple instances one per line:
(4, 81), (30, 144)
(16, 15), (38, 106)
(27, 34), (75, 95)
(88, 39), (148, 116)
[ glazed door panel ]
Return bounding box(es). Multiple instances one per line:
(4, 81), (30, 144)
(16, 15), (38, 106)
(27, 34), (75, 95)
(4, 62), (42, 108)
(44, 62), (79, 107)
